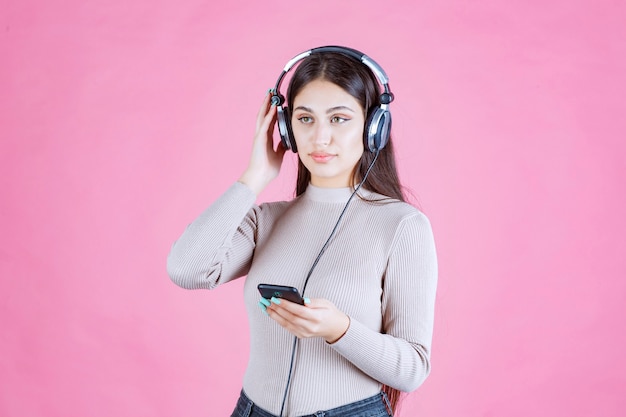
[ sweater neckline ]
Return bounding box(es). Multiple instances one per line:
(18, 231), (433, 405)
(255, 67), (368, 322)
(303, 184), (371, 203)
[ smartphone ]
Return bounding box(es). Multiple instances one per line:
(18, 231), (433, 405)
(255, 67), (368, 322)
(257, 284), (305, 305)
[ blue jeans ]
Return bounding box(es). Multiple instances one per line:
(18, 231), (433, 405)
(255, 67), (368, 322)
(230, 389), (393, 417)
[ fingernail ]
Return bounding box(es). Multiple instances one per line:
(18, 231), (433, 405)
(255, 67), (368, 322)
(259, 297), (271, 307)
(258, 301), (268, 314)
(304, 297), (311, 304)
(270, 297), (281, 305)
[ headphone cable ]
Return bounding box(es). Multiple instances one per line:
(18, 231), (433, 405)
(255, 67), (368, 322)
(278, 149), (381, 417)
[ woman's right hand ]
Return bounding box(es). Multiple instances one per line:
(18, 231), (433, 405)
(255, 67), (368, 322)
(238, 91), (287, 195)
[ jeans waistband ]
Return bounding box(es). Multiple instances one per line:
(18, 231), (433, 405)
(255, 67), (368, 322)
(231, 389), (393, 417)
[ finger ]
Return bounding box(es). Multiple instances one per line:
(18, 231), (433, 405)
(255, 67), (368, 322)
(260, 103), (277, 135)
(252, 104), (276, 146)
(255, 91), (272, 131)
(268, 298), (312, 324)
(267, 307), (310, 337)
(273, 140), (287, 158)
(265, 303), (292, 328)
(267, 298), (294, 320)
(271, 297), (308, 314)
(264, 109), (278, 150)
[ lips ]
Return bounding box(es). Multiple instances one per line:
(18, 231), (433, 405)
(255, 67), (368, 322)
(309, 152), (335, 163)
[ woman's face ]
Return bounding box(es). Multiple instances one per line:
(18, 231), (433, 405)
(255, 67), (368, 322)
(291, 79), (365, 188)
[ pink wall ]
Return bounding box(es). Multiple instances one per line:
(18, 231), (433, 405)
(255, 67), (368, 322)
(2, 0), (625, 415)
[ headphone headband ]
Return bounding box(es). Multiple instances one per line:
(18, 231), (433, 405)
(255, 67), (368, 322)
(273, 46), (393, 103)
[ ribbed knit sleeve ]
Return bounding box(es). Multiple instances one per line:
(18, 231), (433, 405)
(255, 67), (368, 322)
(330, 211), (438, 392)
(166, 182), (258, 289)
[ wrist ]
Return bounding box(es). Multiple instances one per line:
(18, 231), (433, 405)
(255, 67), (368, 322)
(238, 170), (271, 195)
(326, 314), (350, 344)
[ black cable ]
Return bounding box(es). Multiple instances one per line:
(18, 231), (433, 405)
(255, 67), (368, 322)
(301, 149), (380, 297)
(278, 336), (299, 417)
(278, 149), (381, 417)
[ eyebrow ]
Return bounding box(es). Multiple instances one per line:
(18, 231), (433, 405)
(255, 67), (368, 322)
(293, 105), (356, 114)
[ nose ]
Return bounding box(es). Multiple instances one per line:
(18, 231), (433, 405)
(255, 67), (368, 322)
(313, 121), (331, 146)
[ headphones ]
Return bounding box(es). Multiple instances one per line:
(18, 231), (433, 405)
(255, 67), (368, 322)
(270, 46), (394, 154)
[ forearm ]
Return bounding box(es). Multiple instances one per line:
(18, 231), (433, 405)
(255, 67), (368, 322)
(166, 182), (257, 289)
(330, 212), (438, 392)
(330, 318), (431, 392)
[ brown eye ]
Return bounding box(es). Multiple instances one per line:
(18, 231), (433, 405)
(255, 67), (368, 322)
(331, 116), (349, 124)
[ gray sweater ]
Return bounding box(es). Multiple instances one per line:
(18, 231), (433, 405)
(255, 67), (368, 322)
(167, 182), (438, 416)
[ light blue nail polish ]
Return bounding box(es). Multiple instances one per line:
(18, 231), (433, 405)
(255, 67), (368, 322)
(304, 297), (311, 304)
(260, 297), (271, 307)
(271, 297), (281, 305)
(258, 301), (268, 314)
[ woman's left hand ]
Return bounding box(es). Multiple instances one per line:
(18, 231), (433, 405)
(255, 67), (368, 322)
(260, 297), (350, 344)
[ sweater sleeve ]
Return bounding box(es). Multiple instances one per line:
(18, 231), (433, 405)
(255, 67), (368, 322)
(330, 212), (438, 392)
(166, 182), (259, 290)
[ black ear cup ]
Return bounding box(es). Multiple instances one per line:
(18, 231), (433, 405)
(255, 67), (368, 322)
(365, 106), (392, 152)
(276, 105), (297, 152)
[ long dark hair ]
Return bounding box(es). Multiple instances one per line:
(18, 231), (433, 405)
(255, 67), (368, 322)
(286, 51), (406, 413)
(287, 52), (405, 203)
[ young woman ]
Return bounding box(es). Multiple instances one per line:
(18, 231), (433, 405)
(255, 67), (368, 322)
(167, 47), (438, 417)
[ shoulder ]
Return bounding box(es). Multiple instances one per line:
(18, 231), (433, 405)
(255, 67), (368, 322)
(252, 195), (300, 222)
(368, 193), (435, 245)
(359, 190), (431, 226)
(353, 192), (435, 246)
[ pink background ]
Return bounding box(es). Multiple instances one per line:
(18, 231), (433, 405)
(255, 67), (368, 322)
(2, 0), (625, 416)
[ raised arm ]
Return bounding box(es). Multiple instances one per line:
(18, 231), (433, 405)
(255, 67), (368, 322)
(238, 91), (286, 195)
(167, 91), (287, 289)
